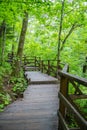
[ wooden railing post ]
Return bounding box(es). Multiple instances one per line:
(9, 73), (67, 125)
(58, 76), (69, 130)
(24, 56), (26, 65)
(41, 60), (43, 73)
(60, 76), (68, 115)
(35, 56), (36, 70)
(38, 57), (41, 71)
(47, 60), (50, 75)
(58, 64), (69, 130)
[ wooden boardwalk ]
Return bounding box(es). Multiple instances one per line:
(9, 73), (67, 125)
(0, 71), (59, 130)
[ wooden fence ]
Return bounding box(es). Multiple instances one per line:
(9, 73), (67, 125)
(58, 64), (87, 130)
(23, 56), (63, 78)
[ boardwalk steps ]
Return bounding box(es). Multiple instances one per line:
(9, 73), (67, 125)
(0, 71), (59, 130)
(25, 71), (59, 84)
(24, 66), (39, 71)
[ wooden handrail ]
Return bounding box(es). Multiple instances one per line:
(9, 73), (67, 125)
(7, 54), (63, 77)
(58, 112), (80, 130)
(58, 64), (87, 130)
(58, 71), (87, 87)
(22, 56), (62, 77)
(62, 64), (69, 72)
(59, 92), (87, 129)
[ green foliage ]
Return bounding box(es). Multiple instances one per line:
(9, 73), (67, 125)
(0, 62), (27, 111)
(0, 62), (11, 86)
(0, 93), (11, 112)
(74, 99), (87, 119)
(60, 27), (87, 77)
(66, 112), (78, 128)
(10, 76), (27, 96)
(0, 63), (12, 111)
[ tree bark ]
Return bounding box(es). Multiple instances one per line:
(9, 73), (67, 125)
(60, 22), (76, 51)
(12, 11), (28, 77)
(17, 12), (28, 58)
(0, 20), (6, 65)
(60, 22), (82, 51)
(2, 21), (6, 64)
(57, 0), (65, 72)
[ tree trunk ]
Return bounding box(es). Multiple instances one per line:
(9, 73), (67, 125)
(57, 0), (65, 75)
(2, 22), (6, 64)
(17, 12), (28, 58)
(0, 20), (6, 65)
(12, 11), (28, 77)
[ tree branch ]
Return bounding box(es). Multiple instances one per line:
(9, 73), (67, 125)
(60, 22), (82, 51)
(57, 0), (65, 62)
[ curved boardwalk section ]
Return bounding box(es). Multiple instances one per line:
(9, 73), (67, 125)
(0, 71), (59, 130)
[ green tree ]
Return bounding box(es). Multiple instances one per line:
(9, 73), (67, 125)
(12, 11), (28, 77)
(0, 20), (6, 65)
(57, 0), (87, 63)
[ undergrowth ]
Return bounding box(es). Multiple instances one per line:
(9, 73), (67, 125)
(0, 62), (27, 112)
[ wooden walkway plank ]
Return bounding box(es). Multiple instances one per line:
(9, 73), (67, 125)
(0, 71), (59, 130)
(25, 71), (59, 84)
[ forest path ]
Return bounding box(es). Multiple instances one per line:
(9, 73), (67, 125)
(0, 71), (59, 130)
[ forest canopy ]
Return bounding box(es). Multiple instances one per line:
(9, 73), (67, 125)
(0, 0), (87, 75)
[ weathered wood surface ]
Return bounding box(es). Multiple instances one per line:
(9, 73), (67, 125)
(0, 71), (59, 130)
(25, 71), (59, 84)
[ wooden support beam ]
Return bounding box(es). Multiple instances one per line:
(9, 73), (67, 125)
(69, 94), (87, 100)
